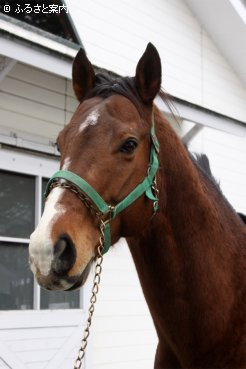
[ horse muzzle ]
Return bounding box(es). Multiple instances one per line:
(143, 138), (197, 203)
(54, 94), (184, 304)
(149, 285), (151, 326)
(29, 233), (92, 291)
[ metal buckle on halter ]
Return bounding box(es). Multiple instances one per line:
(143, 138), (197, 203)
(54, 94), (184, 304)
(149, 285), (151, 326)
(152, 176), (159, 196)
(151, 176), (159, 213)
(101, 205), (115, 225)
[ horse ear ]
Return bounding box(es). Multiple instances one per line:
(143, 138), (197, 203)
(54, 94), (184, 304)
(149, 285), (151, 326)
(72, 48), (95, 102)
(135, 43), (162, 104)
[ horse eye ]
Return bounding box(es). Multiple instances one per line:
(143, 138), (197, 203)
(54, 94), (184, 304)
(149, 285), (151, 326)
(120, 139), (138, 153)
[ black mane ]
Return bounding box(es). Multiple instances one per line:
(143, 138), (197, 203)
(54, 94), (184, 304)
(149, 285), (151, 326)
(193, 153), (246, 225)
(86, 72), (177, 119)
(193, 153), (220, 188)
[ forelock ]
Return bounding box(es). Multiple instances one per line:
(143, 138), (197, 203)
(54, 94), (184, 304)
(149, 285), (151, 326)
(85, 73), (144, 116)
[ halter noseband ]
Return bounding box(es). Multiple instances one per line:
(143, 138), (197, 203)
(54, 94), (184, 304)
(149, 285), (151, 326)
(45, 112), (159, 255)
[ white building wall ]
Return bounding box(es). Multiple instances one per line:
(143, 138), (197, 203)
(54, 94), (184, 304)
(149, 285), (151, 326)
(0, 62), (77, 142)
(92, 240), (158, 369)
(66, 0), (246, 122)
(189, 126), (246, 214)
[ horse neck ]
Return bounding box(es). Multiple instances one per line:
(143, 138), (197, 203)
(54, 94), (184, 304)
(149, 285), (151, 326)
(127, 109), (245, 363)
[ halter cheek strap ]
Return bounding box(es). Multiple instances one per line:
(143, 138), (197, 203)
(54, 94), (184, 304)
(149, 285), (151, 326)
(45, 113), (159, 254)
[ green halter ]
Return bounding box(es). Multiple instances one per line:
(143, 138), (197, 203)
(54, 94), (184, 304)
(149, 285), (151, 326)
(45, 113), (159, 254)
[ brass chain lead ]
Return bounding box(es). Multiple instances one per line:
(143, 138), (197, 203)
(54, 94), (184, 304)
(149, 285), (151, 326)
(48, 181), (103, 221)
(74, 223), (105, 369)
(47, 182), (106, 369)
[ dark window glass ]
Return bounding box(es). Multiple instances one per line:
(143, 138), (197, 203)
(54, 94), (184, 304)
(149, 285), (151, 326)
(0, 1), (79, 43)
(0, 242), (33, 310)
(41, 178), (80, 309)
(0, 171), (35, 238)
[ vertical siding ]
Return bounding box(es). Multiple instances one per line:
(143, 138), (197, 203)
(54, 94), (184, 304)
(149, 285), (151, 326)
(66, 0), (246, 121)
(201, 29), (246, 120)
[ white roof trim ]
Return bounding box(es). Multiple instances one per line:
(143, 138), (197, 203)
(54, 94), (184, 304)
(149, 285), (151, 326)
(185, 0), (246, 86)
(0, 18), (78, 58)
(156, 96), (246, 137)
(0, 126), (59, 156)
(0, 36), (73, 78)
(229, 0), (246, 23)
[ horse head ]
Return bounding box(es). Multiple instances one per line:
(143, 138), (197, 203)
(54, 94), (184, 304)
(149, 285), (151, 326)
(29, 43), (162, 291)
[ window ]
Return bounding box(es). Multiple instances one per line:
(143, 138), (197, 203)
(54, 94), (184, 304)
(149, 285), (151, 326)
(0, 242), (33, 310)
(0, 152), (81, 310)
(0, 171), (35, 238)
(0, 171), (35, 310)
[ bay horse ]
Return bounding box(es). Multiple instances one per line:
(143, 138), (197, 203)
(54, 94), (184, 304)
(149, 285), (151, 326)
(29, 43), (246, 368)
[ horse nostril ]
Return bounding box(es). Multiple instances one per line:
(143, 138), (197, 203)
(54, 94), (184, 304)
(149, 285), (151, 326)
(53, 235), (76, 275)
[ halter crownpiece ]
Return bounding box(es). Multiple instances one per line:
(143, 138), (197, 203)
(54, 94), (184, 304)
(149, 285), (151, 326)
(45, 111), (159, 254)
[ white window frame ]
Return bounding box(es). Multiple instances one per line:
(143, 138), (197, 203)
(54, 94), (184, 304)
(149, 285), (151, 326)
(0, 147), (84, 310)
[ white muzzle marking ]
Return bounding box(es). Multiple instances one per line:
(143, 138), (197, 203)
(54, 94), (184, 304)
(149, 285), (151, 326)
(29, 187), (66, 276)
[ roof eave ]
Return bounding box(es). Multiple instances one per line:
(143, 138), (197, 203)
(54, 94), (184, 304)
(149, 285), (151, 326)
(0, 13), (81, 78)
(185, 0), (246, 86)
